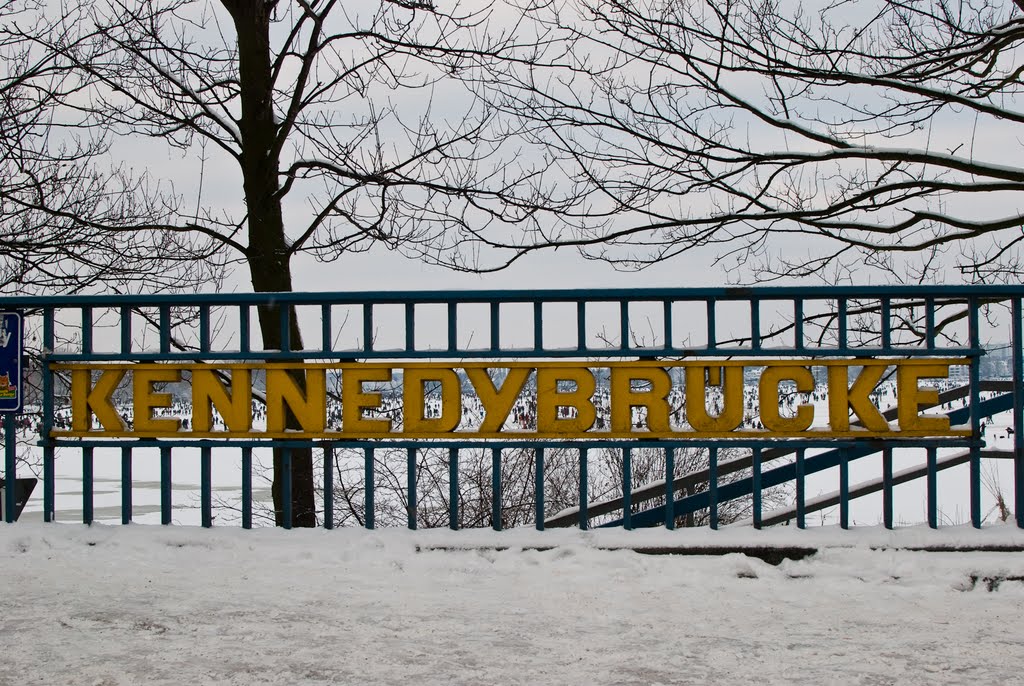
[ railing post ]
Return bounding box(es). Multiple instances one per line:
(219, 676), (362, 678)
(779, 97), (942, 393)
(283, 450), (293, 530)
(709, 446), (719, 530)
(242, 447), (253, 530)
(121, 446), (133, 525)
(201, 447), (212, 528)
(4, 413), (15, 523)
(324, 445), (334, 530)
(42, 307), (55, 523)
(448, 447), (458, 530)
(796, 448), (806, 530)
(83, 446), (94, 526)
(535, 447), (544, 531)
(882, 448), (893, 530)
(840, 448), (849, 530)
(491, 448), (502, 531)
(160, 447), (172, 525)
(927, 447), (938, 529)
(578, 447), (589, 530)
(968, 298), (982, 529)
(1014, 298), (1024, 529)
(622, 447), (632, 531)
(364, 446), (375, 530)
(752, 447), (762, 529)
(665, 447), (675, 530)
(407, 447), (417, 530)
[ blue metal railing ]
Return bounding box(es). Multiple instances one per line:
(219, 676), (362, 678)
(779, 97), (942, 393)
(0, 285), (1020, 530)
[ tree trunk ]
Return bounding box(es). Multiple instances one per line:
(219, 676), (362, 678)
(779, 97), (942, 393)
(222, 0), (316, 527)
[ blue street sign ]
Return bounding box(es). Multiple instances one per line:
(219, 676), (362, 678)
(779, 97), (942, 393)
(0, 311), (22, 413)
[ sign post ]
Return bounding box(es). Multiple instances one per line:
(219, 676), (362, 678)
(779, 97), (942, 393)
(0, 311), (23, 522)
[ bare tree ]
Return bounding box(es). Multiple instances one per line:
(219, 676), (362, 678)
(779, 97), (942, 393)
(1, 0), (221, 293)
(14, 0), (566, 526)
(454, 0), (1024, 285)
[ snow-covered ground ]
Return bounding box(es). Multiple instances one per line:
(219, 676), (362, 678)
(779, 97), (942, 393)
(2, 522), (1024, 685)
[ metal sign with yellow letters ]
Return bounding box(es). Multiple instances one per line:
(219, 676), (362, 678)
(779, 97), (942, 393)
(53, 358), (968, 440)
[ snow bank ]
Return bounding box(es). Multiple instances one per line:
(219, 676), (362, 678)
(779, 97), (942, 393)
(2, 522), (1023, 685)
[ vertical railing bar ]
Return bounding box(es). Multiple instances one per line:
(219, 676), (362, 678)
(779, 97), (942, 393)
(1014, 298), (1024, 529)
(324, 445), (334, 530)
(121, 446), (132, 525)
(239, 305), (250, 354)
(622, 447), (632, 530)
(968, 297), (982, 529)
(321, 303), (332, 354)
(796, 448), (806, 529)
(364, 446), (375, 529)
(81, 306), (93, 354)
(405, 303), (415, 354)
(407, 447), (417, 530)
(447, 301), (458, 353)
(706, 300), (717, 351)
(881, 297), (892, 351)
(159, 304), (170, 354)
(576, 301), (587, 354)
(752, 447), (762, 529)
(448, 447), (458, 531)
(242, 447), (252, 529)
(794, 299), (805, 352)
(282, 447), (292, 530)
(120, 305), (132, 354)
(579, 447), (589, 530)
(709, 446), (719, 530)
(491, 447), (501, 531)
(533, 301), (544, 353)
(201, 446), (212, 528)
(663, 300), (673, 352)
(42, 308), (55, 522)
(363, 303), (374, 353)
(82, 446), (93, 525)
(278, 304), (290, 354)
(160, 446), (171, 525)
(927, 446), (938, 530)
(535, 447), (544, 531)
(883, 447), (893, 530)
(665, 447), (675, 530)
(750, 299), (761, 350)
(925, 296), (936, 351)
(838, 298), (848, 351)
(3, 414), (15, 523)
(490, 302), (501, 354)
(199, 306), (210, 354)
(840, 448), (849, 530)
(620, 300), (630, 352)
